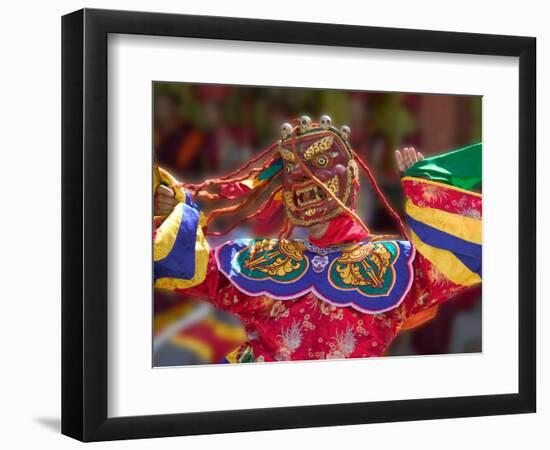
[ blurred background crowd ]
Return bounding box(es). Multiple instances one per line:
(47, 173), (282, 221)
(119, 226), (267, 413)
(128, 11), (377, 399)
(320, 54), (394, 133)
(153, 82), (482, 366)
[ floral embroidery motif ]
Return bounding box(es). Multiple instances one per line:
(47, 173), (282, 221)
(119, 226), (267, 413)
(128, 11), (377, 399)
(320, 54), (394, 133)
(327, 325), (357, 359)
(427, 264), (448, 287)
(276, 320), (303, 360)
(306, 294), (336, 316)
(460, 207), (482, 219)
(269, 301), (289, 320)
(421, 183), (449, 203)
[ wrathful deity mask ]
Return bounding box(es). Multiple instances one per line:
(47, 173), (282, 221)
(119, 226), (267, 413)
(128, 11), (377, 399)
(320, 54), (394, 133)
(279, 115), (358, 227)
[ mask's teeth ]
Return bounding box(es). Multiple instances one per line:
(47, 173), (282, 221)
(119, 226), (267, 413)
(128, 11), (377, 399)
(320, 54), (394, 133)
(318, 188), (325, 200)
(293, 184), (330, 208)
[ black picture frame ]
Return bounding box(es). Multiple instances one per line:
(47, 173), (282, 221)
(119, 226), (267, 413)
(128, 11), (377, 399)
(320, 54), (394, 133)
(62, 8), (536, 442)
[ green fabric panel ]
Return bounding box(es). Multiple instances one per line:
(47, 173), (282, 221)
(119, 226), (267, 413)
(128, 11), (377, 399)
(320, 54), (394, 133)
(258, 158), (283, 181)
(404, 142), (482, 191)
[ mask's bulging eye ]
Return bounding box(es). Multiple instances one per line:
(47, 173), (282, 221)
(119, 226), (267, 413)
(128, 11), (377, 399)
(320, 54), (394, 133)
(285, 163), (293, 174)
(314, 154), (330, 168)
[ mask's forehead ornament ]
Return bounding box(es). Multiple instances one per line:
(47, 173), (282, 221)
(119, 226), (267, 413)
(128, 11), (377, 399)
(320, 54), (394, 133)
(279, 115), (353, 160)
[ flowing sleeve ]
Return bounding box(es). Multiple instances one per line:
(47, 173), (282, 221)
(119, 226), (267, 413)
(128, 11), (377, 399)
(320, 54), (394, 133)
(401, 143), (482, 319)
(153, 167), (212, 292)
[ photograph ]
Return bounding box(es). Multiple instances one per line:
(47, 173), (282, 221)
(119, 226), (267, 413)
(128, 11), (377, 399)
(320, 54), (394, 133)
(152, 83), (482, 366)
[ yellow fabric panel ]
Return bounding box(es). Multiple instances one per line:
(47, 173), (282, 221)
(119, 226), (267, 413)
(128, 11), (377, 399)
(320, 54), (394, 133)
(153, 162), (160, 196)
(406, 199), (482, 245)
(153, 303), (195, 335)
(401, 176), (482, 198)
(203, 316), (247, 343)
(158, 167), (186, 202)
(241, 178), (265, 189)
(153, 165), (209, 290)
(410, 230), (481, 287)
(400, 305), (439, 331)
(170, 335), (213, 361)
(224, 346), (242, 364)
(154, 221), (210, 290)
(154, 203), (184, 261)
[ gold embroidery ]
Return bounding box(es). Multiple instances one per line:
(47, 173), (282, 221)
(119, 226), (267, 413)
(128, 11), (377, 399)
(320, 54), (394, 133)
(334, 244), (392, 289)
(304, 136), (334, 160)
(283, 191), (296, 210)
(244, 240), (306, 278)
(326, 175), (339, 196)
(279, 148), (295, 162)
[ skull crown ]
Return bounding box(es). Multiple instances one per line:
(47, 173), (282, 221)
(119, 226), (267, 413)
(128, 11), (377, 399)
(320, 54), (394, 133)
(280, 115), (351, 142)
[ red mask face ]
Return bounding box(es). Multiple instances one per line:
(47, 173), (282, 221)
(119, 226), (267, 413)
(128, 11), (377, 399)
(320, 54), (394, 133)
(280, 128), (357, 227)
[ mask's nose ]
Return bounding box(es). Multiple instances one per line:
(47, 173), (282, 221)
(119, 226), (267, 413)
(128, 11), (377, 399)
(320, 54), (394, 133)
(289, 163), (307, 182)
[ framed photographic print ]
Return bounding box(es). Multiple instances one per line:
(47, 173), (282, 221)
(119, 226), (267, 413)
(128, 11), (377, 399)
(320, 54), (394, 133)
(61, 8), (536, 442)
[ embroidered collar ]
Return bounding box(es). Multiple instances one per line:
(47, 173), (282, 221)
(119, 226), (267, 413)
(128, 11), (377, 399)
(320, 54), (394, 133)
(215, 238), (415, 314)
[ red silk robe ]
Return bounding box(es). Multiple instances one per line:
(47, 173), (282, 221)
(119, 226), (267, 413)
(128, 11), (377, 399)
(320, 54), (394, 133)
(155, 175), (481, 362)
